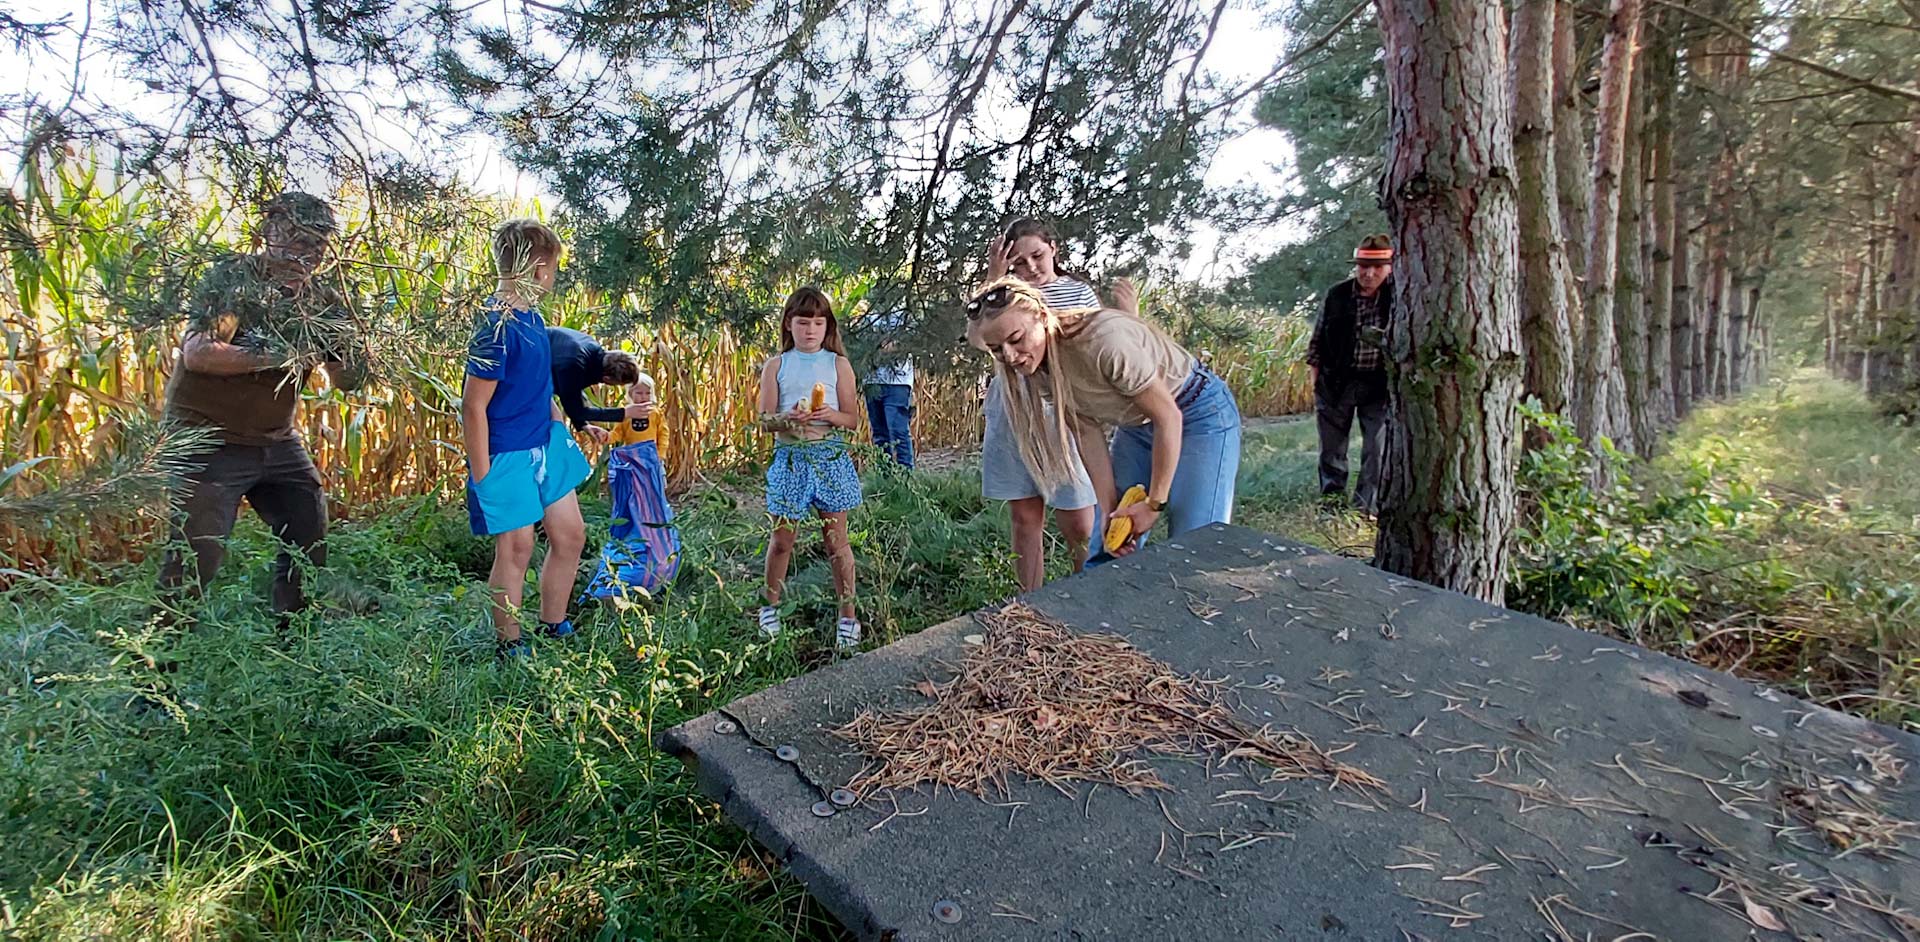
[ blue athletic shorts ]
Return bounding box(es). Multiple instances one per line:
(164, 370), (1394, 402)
(766, 439), (863, 519)
(466, 420), (592, 535)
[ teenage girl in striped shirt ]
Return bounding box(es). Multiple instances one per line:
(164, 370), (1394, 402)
(976, 218), (1137, 591)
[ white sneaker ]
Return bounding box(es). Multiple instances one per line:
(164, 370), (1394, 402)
(757, 606), (782, 639)
(835, 616), (862, 652)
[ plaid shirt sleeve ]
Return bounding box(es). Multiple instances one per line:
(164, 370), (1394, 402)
(1349, 293), (1389, 371)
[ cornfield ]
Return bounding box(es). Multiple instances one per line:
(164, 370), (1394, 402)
(2, 152), (1308, 571)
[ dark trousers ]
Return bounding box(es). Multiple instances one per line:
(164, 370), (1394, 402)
(158, 439), (328, 614)
(865, 384), (915, 469)
(1315, 370), (1390, 512)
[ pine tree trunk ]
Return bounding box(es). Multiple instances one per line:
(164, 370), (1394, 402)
(1511, 0), (1576, 420)
(1706, 183), (1730, 397)
(1822, 283), (1835, 375)
(1728, 241), (1749, 395)
(1372, 0), (1523, 605)
(1889, 116), (1920, 405)
(1671, 198), (1695, 417)
(1838, 256), (1865, 382)
(1552, 0), (1592, 301)
(1616, 58), (1651, 450)
(1864, 181), (1892, 397)
(1698, 243), (1717, 398)
(1576, 0), (1639, 452)
(1647, 37), (1675, 428)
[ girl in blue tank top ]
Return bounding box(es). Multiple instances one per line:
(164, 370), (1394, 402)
(755, 286), (865, 651)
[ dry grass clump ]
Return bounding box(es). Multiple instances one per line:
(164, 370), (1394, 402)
(1780, 747), (1915, 859)
(835, 602), (1385, 798)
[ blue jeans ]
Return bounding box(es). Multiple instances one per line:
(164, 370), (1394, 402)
(1109, 373), (1242, 538)
(865, 384), (915, 469)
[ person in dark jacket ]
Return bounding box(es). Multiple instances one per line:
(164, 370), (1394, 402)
(548, 326), (645, 443)
(1305, 234), (1395, 514)
(160, 192), (368, 617)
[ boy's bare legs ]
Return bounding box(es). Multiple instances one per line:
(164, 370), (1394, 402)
(821, 511), (856, 619)
(1055, 505), (1095, 574)
(537, 492), (586, 624)
(763, 518), (799, 604)
(1008, 496), (1047, 592)
(489, 526), (537, 640)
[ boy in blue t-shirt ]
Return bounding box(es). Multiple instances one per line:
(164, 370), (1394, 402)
(462, 219), (591, 659)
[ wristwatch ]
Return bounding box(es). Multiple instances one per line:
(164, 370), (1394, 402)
(1146, 496), (1168, 512)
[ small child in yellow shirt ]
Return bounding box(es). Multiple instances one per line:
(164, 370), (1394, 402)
(582, 371), (682, 602)
(609, 373), (663, 447)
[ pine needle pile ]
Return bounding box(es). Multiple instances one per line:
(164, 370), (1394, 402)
(1779, 748), (1915, 859)
(835, 602), (1386, 798)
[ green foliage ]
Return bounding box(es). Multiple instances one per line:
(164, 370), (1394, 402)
(40, 0), (1280, 359)
(0, 415), (219, 532)
(0, 458), (1068, 938)
(1507, 401), (1758, 633)
(1230, 0), (1388, 316)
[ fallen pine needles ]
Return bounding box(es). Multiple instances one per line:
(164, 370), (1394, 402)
(834, 602), (1386, 798)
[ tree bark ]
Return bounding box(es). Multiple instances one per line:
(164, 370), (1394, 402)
(1704, 239), (1720, 399)
(1511, 0), (1576, 420)
(1553, 0), (1593, 290)
(1647, 36), (1675, 428)
(1371, 0), (1523, 605)
(1704, 160), (1730, 398)
(1864, 176), (1893, 397)
(1616, 57), (1652, 450)
(1707, 268), (1726, 395)
(1727, 237), (1749, 395)
(1576, 0), (1640, 453)
(1888, 114), (1920, 406)
(1670, 197), (1694, 417)
(1837, 256), (1865, 382)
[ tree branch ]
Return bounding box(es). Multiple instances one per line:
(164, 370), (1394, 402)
(904, 0), (1031, 300)
(1649, 0), (1920, 104)
(1201, 0), (1370, 117)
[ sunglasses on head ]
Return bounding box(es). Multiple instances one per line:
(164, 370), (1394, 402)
(965, 284), (1016, 319)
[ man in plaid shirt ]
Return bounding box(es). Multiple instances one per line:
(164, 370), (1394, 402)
(1305, 234), (1395, 513)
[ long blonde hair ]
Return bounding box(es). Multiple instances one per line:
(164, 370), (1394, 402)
(967, 277), (1101, 489)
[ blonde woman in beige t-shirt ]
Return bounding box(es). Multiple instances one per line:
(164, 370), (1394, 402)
(965, 278), (1243, 556)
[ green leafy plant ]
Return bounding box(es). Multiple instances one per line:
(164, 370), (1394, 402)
(1507, 401), (1749, 638)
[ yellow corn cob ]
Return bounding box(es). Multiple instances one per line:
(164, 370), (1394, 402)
(810, 382), (827, 411)
(1103, 485), (1149, 552)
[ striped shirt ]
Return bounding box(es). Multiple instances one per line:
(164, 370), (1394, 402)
(1038, 277), (1101, 312)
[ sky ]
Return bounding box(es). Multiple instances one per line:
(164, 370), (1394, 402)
(0, 0), (1303, 285)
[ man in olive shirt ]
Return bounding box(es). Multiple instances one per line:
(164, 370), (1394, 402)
(160, 192), (367, 616)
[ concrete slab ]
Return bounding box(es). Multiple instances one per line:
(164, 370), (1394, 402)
(661, 525), (1920, 940)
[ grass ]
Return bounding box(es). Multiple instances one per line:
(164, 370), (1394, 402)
(0, 455), (1027, 940)
(3, 374), (1915, 938)
(1647, 373), (1920, 725)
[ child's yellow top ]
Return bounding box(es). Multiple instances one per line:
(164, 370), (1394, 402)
(610, 376), (661, 447)
(611, 411), (663, 446)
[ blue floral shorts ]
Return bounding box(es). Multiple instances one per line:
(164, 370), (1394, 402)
(766, 439), (863, 519)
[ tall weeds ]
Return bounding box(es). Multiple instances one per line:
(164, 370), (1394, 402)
(2, 152), (1310, 571)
